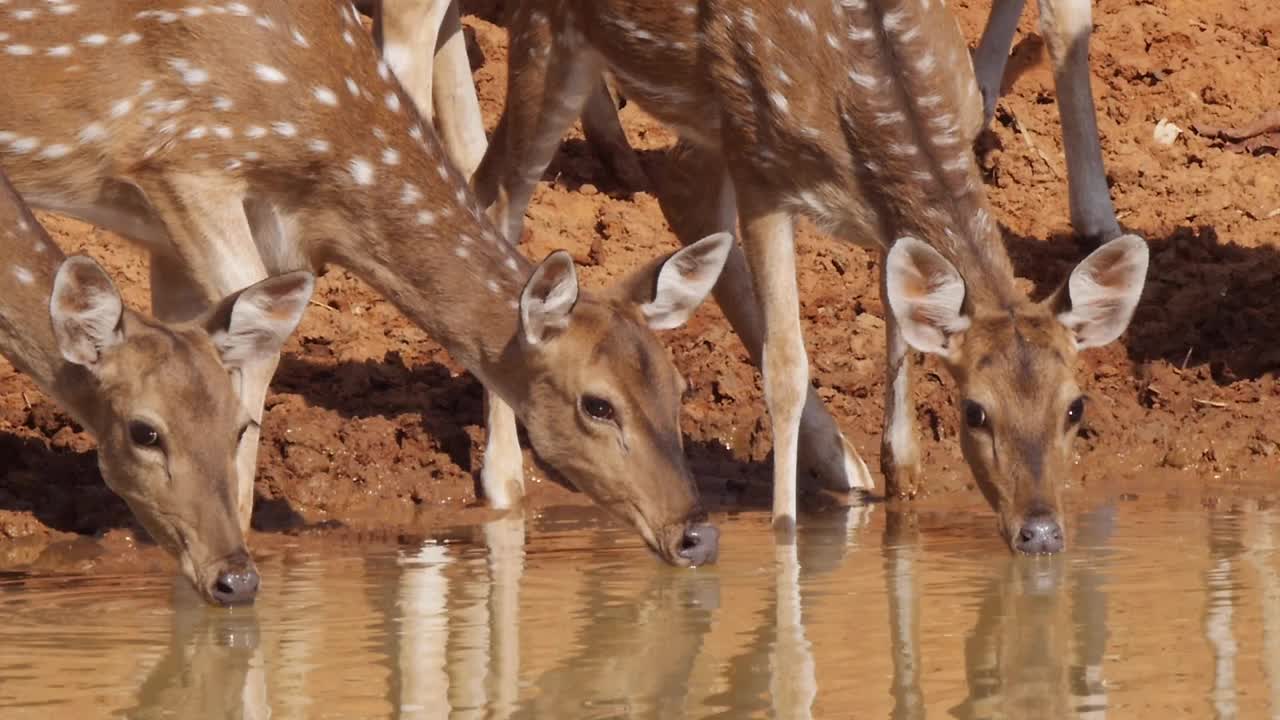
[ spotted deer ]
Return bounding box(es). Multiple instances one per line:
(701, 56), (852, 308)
(473, 1), (1150, 552)
(0, 0), (729, 565)
(0, 170), (313, 605)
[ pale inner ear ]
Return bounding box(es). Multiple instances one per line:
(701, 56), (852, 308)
(884, 237), (970, 357)
(520, 250), (579, 345)
(50, 255), (125, 368)
(208, 271), (315, 369)
(640, 232), (732, 331)
(1056, 234), (1149, 350)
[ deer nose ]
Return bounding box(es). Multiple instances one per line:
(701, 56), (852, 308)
(211, 566), (260, 606)
(1014, 514), (1064, 555)
(677, 523), (720, 566)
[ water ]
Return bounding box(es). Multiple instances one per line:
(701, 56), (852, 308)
(2, 500), (1279, 718)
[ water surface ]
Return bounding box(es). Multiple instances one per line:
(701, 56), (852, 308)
(2, 500), (1278, 718)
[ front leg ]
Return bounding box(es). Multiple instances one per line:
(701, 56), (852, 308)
(880, 251), (921, 498)
(739, 196), (806, 534)
(137, 174), (272, 532)
(655, 141), (874, 495)
(1037, 0), (1122, 242)
(972, 0), (1029, 126)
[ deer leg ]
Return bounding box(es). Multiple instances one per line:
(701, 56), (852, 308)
(880, 251), (921, 498)
(136, 175), (272, 532)
(1037, 0), (1121, 242)
(972, 0), (1028, 126)
(433, 0), (489, 178)
(580, 79), (648, 189)
(738, 196), (806, 533)
(656, 141), (873, 494)
(376, 0), (445, 121)
(472, 7), (601, 243)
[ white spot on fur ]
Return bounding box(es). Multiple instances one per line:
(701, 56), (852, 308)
(109, 99), (132, 118)
(12, 266), (33, 285)
(292, 29), (309, 47)
(348, 157), (374, 185)
(245, 125), (267, 139)
(307, 138), (330, 153)
(214, 96), (234, 111)
(313, 86), (339, 106)
(786, 7), (816, 31)
(399, 183), (421, 205)
(46, 45), (72, 57)
(78, 122), (106, 143)
(385, 92), (401, 113)
(272, 122), (297, 137)
(118, 32), (141, 45)
(416, 210), (435, 225)
(345, 77), (360, 96)
(6, 45), (34, 56)
(769, 92), (790, 113)
(213, 125), (233, 139)
(80, 34), (107, 46)
(185, 126), (208, 140)
(381, 147), (400, 166)
(39, 144), (70, 159)
(254, 64), (287, 84)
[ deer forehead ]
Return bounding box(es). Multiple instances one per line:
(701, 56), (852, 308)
(964, 314), (1078, 396)
(101, 319), (236, 417)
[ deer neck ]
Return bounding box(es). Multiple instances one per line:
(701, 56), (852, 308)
(0, 183), (101, 433)
(298, 144), (537, 414)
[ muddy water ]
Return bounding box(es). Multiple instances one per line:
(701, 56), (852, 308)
(2, 501), (1279, 718)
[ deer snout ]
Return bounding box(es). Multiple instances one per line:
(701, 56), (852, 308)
(209, 556), (261, 606)
(1013, 512), (1065, 555)
(676, 523), (720, 567)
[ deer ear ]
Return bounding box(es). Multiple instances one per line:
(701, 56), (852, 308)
(520, 250), (579, 345)
(205, 271), (315, 369)
(50, 255), (125, 369)
(634, 233), (732, 331)
(884, 237), (970, 358)
(1051, 234), (1149, 350)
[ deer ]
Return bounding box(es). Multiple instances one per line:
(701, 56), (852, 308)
(471, 0), (1150, 554)
(0, 0), (731, 566)
(0, 169), (313, 605)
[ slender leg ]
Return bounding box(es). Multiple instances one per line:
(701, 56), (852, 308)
(136, 174), (272, 531)
(580, 79), (648, 189)
(433, 0), (489, 178)
(737, 196), (806, 533)
(1037, 0), (1122, 242)
(972, 0), (1029, 126)
(880, 250), (921, 499)
(656, 141), (874, 494)
(376, 0), (446, 121)
(472, 5), (602, 242)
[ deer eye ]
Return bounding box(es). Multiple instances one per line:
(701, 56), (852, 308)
(963, 400), (987, 429)
(1066, 396), (1086, 425)
(581, 395), (616, 422)
(129, 420), (161, 448)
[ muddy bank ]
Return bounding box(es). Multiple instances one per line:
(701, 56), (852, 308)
(1, 0), (1278, 562)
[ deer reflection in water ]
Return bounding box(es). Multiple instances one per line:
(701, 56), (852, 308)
(879, 506), (1113, 720)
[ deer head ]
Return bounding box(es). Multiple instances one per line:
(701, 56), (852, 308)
(512, 233), (732, 566)
(50, 259), (313, 604)
(886, 234), (1149, 553)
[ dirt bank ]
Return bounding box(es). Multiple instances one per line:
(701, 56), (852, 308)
(1, 0), (1278, 563)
